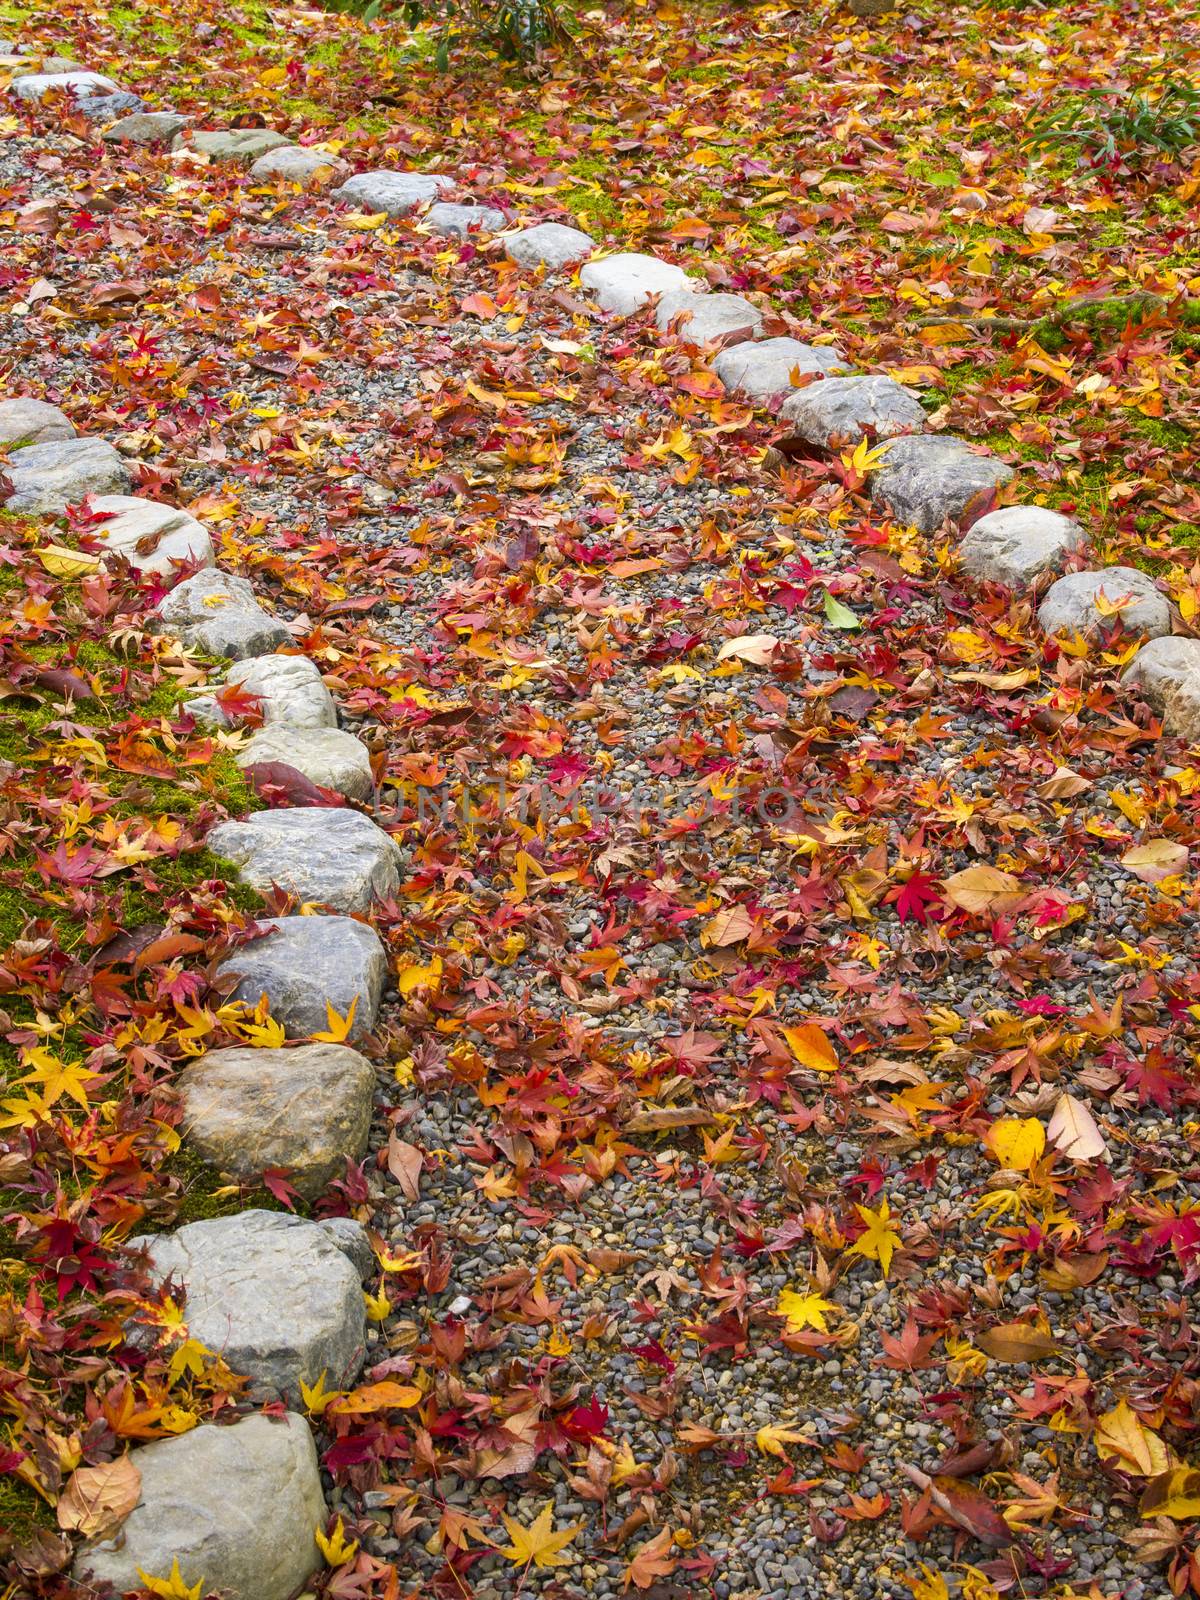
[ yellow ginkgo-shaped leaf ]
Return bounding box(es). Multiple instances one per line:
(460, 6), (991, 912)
(987, 1117), (1046, 1172)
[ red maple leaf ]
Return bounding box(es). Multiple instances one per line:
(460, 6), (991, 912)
(891, 870), (942, 924)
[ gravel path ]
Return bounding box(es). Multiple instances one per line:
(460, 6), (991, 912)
(4, 55), (1200, 1600)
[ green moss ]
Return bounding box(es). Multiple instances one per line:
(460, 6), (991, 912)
(161, 1142), (308, 1227)
(1127, 415), (1191, 448)
(0, 1462), (55, 1551)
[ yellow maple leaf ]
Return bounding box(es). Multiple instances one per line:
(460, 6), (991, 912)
(237, 1012), (287, 1049)
(902, 1564), (950, 1600)
(495, 1501), (580, 1569)
(311, 996), (358, 1043)
(20, 1048), (96, 1109)
(300, 1369), (344, 1417)
(363, 1285), (392, 1322)
(846, 1198), (902, 1277)
(137, 1559), (204, 1600)
(776, 1289), (834, 1333)
(396, 957), (443, 997)
(315, 1515), (360, 1567)
(755, 1421), (816, 1457)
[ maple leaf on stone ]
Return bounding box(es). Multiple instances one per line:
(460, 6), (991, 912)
(495, 1501), (580, 1569)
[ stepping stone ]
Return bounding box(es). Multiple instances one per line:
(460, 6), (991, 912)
(249, 144), (349, 185)
(183, 127), (290, 162)
(870, 434), (1014, 534)
(87, 495), (214, 577)
(1038, 567), (1170, 640)
(780, 373), (925, 448)
(75, 89), (144, 121)
(1124, 637), (1200, 741)
(579, 252), (692, 315)
(505, 221), (595, 271)
(19, 55), (86, 74)
(237, 724), (374, 800)
(0, 396), (73, 445)
(333, 169), (453, 217)
(72, 1412), (325, 1600)
(103, 108), (189, 145)
(425, 200), (507, 236)
(131, 1211), (368, 1401)
(11, 69), (120, 101)
(188, 654), (337, 729)
(713, 337), (851, 406)
(1, 437), (130, 515)
(155, 569), (289, 659)
(958, 505), (1087, 588)
(216, 914), (387, 1041)
(178, 1042), (375, 1199)
(208, 807), (400, 913)
(654, 290), (762, 344)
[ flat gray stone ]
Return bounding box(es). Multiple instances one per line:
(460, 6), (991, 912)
(208, 806), (400, 913)
(0, 397), (73, 446)
(188, 654), (337, 730)
(958, 505), (1087, 588)
(1124, 636), (1200, 741)
(654, 290), (762, 344)
(20, 55), (86, 73)
(870, 434), (1015, 534)
(87, 495), (213, 577)
(155, 568), (289, 658)
(713, 337), (851, 406)
(76, 90), (144, 121)
(178, 1043), (375, 1200)
(1038, 566), (1170, 640)
(184, 128), (290, 162)
(780, 373), (925, 448)
(333, 169), (453, 216)
(103, 109), (190, 145)
(237, 724), (374, 800)
(425, 201), (507, 236)
(250, 144), (348, 185)
(580, 252), (692, 315)
(505, 221), (595, 272)
(72, 1413), (325, 1600)
(11, 70), (119, 101)
(216, 914), (387, 1042)
(2, 437), (131, 515)
(132, 1211), (367, 1401)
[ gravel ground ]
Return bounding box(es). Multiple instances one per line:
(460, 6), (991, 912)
(4, 102), (1199, 1600)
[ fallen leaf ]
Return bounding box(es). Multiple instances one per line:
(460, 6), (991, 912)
(1046, 1093), (1107, 1162)
(56, 1455), (141, 1539)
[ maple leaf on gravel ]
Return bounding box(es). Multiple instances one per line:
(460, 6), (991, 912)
(890, 870), (942, 924)
(496, 1501), (580, 1569)
(846, 1199), (903, 1278)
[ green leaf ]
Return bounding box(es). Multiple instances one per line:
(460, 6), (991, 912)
(823, 593), (861, 631)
